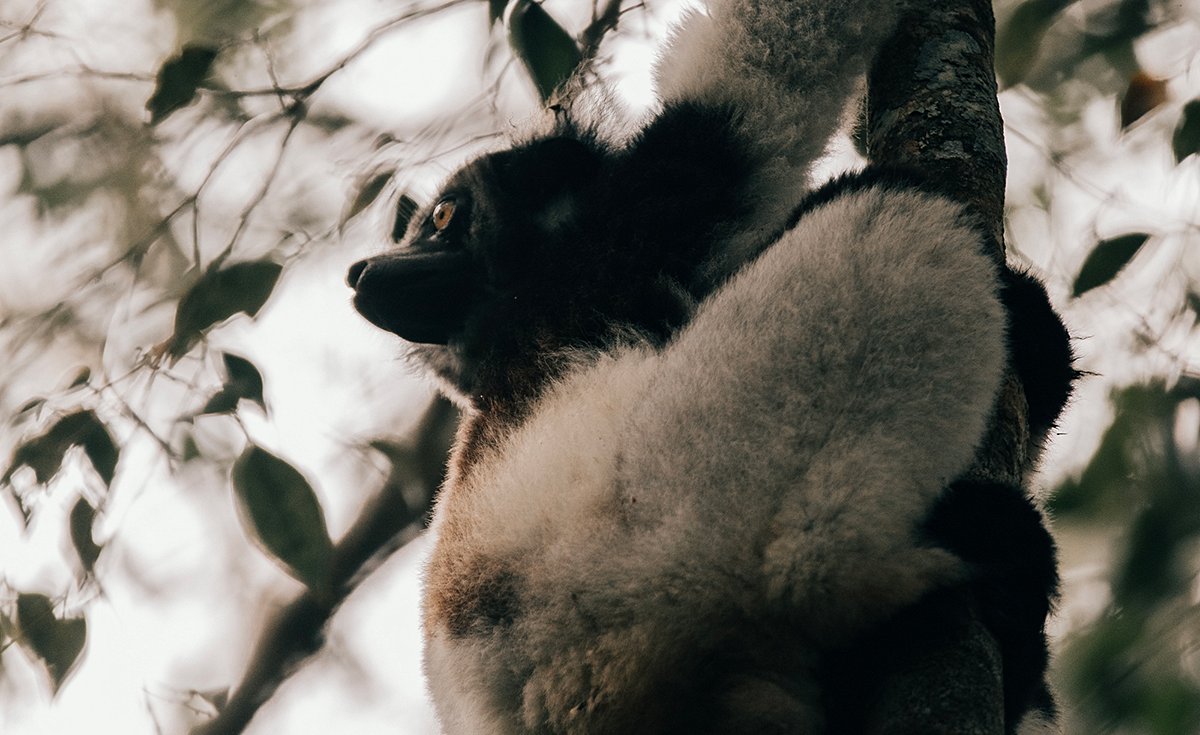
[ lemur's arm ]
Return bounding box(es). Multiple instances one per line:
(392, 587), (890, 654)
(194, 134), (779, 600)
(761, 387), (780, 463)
(497, 173), (1008, 733)
(655, 0), (896, 176)
(619, 0), (903, 284)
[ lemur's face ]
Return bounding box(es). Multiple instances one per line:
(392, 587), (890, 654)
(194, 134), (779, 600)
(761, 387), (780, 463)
(347, 136), (605, 347)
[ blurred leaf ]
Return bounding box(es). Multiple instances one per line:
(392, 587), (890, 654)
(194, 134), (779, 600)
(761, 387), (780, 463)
(1142, 677), (1200, 735)
(222, 354), (262, 402)
(489, 0), (509, 25)
(200, 390), (240, 415)
(306, 112), (355, 133)
(1172, 100), (1200, 163)
(1186, 291), (1200, 316)
(232, 446), (333, 591)
(200, 688), (230, 712)
(16, 397), (46, 417)
(180, 432), (202, 462)
(1115, 498), (1188, 606)
(1067, 606), (1200, 733)
(4, 411), (118, 487)
(200, 353), (266, 415)
(154, 0), (275, 44)
(16, 594), (86, 694)
(81, 423), (119, 488)
(1120, 71), (1168, 128)
(169, 260), (283, 359)
(1079, 0), (1152, 62)
(147, 45), (218, 125)
(1050, 383), (1172, 517)
(508, 0), (581, 103)
(66, 368), (91, 389)
(1061, 378), (1200, 734)
(391, 194), (420, 242)
(1049, 413), (1134, 517)
(995, 0), (1068, 87)
(69, 499), (102, 574)
(1066, 610), (1143, 721)
(1072, 233), (1149, 297)
(340, 172), (391, 230)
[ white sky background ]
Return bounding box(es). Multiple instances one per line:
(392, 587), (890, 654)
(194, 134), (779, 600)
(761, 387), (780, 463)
(0, 0), (1198, 733)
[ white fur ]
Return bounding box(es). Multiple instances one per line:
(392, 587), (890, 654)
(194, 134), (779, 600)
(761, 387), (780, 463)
(655, 0), (899, 277)
(424, 186), (1005, 732)
(1017, 711), (1062, 735)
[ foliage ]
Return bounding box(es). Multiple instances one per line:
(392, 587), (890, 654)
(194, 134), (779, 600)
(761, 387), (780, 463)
(995, 1), (1200, 732)
(1051, 381), (1200, 734)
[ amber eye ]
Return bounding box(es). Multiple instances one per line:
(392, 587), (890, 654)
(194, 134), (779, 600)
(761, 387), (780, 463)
(431, 199), (456, 231)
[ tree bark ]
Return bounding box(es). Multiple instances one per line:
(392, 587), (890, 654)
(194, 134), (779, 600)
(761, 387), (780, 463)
(861, 1), (1022, 732)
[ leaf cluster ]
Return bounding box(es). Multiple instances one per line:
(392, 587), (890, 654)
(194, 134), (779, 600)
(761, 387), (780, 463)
(1051, 381), (1200, 734)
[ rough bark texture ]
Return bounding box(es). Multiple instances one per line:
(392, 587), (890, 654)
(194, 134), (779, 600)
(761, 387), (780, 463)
(862, 1), (1020, 733)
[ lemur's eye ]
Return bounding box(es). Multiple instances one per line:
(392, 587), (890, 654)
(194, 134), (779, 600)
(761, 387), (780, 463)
(432, 199), (457, 231)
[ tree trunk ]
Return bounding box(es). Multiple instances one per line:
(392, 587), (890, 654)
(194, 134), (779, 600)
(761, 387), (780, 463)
(861, 1), (1022, 732)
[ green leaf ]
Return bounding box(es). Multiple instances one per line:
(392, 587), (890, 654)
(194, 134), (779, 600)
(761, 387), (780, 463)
(1072, 233), (1150, 297)
(1049, 384), (1173, 518)
(508, 0), (581, 103)
(4, 411), (118, 487)
(147, 45), (219, 125)
(995, 0), (1069, 87)
(1172, 100), (1200, 163)
(70, 499), (102, 574)
(200, 389), (240, 415)
(489, 0), (510, 25)
(16, 594), (86, 694)
(340, 172), (392, 230)
(391, 194), (420, 242)
(200, 353), (266, 415)
(232, 446), (333, 591)
(223, 353), (265, 408)
(169, 260), (283, 359)
(81, 422), (118, 488)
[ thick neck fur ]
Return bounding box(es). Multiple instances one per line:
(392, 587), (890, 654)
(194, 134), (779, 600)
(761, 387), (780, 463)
(440, 338), (589, 481)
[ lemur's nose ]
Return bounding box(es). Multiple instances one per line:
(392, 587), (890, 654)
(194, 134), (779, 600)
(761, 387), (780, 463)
(347, 259), (369, 288)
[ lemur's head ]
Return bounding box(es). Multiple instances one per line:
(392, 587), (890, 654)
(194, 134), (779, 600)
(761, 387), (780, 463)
(347, 134), (693, 410)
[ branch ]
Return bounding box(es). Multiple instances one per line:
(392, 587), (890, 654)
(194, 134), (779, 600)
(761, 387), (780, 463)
(191, 397), (458, 735)
(861, 1), (1017, 732)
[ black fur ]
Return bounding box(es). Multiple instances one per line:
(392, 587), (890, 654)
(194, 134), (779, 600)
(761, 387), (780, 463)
(923, 479), (1060, 731)
(1001, 269), (1077, 442)
(824, 476), (1061, 735)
